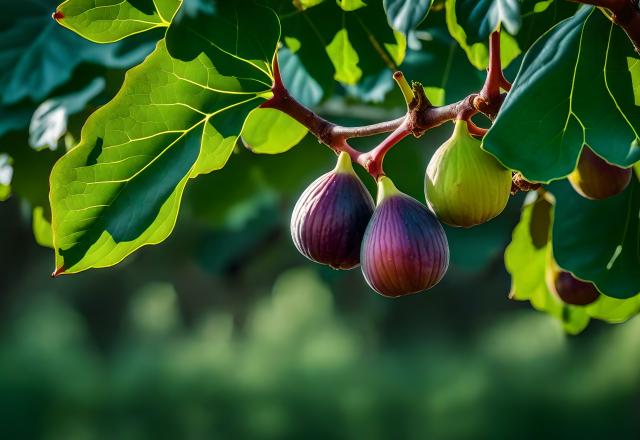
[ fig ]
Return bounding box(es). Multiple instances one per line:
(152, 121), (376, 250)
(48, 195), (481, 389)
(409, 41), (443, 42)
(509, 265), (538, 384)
(568, 146), (631, 200)
(545, 258), (600, 306)
(360, 176), (449, 297)
(291, 152), (374, 269)
(425, 120), (512, 227)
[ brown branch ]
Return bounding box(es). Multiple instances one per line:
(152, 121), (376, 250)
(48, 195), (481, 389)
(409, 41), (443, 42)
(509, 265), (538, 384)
(261, 29), (512, 179)
(568, 0), (640, 54)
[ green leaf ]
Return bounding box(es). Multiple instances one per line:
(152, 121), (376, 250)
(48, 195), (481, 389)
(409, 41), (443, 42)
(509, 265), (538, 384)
(505, 194), (590, 334)
(0, 0), (155, 105)
(337, 0), (367, 12)
(29, 77), (106, 151)
(484, 7), (640, 182)
(0, 153), (13, 201)
(383, 0), (433, 36)
(278, 0), (402, 93)
(586, 294), (640, 324)
(241, 108), (308, 154)
(33, 206), (54, 248)
(551, 179), (640, 299)
(55, 0), (182, 43)
(445, 0), (521, 70)
(455, 0), (521, 42)
(326, 29), (363, 85)
(50, 4), (280, 274)
(279, 48), (323, 107)
(425, 87), (445, 106)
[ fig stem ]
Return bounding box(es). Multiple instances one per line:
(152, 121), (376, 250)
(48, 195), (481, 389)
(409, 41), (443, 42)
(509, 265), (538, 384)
(393, 71), (415, 107)
(361, 120), (412, 180)
(376, 176), (401, 205)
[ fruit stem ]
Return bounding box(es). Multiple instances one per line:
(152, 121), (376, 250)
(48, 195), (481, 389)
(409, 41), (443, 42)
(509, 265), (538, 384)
(393, 71), (415, 107)
(362, 120), (412, 180)
(334, 151), (356, 175)
(376, 176), (401, 205)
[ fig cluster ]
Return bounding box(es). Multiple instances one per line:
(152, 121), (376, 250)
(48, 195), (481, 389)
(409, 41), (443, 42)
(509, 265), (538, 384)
(291, 153), (449, 297)
(290, 121), (515, 297)
(568, 146), (631, 200)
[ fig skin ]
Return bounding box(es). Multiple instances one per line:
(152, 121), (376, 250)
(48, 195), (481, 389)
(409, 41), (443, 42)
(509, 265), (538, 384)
(360, 176), (449, 297)
(291, 152), (374, 270)
(425, 120), (512, 227)
(568, 146), (632, 200)
(545, 259), (600, 306)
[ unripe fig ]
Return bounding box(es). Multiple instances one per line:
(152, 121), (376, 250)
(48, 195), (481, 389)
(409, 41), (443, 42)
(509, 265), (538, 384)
(425, 120), (512, 227)
(568, 146), (631, 200)
(361, 176), (449, 297)
(291, 152), (374, 269)
(545, 258), (600, 306)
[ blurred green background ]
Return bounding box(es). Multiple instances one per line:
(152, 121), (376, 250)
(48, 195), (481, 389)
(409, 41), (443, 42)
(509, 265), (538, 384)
(2, 1), (640, 439)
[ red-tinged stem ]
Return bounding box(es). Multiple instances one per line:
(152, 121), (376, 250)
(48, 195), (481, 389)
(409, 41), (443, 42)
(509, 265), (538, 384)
(52, 10), (64, 20)
(51, 266), (65, 278)
(567, 0), (640, 54)
(359, 120), (412, 179)
(477, 30), (512, 119)
(261, 30), (511, 178)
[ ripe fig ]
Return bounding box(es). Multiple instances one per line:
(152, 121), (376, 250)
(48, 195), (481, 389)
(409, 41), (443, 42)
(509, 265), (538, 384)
(361, 176), (449, 297)
(568, 146), (631, 200)
(545, 259), (600, 306)
(425, 120), (512, 227)
(291, 152), (374, 269)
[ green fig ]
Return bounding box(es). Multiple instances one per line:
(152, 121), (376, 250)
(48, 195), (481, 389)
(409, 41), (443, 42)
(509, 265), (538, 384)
(568, 146), (632, 200)
(425, 120), (512, 227)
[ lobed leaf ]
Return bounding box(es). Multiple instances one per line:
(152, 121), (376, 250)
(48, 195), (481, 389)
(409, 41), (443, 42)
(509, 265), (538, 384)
(50, 3), (280, 274)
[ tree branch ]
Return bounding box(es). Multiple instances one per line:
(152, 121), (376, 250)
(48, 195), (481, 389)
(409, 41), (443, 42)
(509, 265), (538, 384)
(568, 0), (640, 54)
(261, 29), (512, 179)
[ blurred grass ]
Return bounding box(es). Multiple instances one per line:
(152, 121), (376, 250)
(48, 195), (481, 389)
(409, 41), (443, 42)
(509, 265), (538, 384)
(1, 261), (639, 439)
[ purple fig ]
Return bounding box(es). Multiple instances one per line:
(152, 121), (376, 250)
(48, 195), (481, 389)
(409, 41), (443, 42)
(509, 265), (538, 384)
(546, 258), (600, 306)
(568, 146), (631, 200)
(361, 176), (449, 297)
(291, 152), (374, 269)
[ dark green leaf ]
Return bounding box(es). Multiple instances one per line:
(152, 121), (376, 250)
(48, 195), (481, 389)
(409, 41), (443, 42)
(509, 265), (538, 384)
(0, 0), (155, 105)
(383, 0), (433, 35)
(484, 7), (640, 182)
(551, 179), (640, 299)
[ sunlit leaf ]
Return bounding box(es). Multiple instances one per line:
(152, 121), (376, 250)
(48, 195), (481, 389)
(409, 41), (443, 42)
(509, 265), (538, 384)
(0, 153), (13, 201)
(326, 29), (363, 85)
(241, 108), (308, 154)
(33, 206), (54, 248)
(337, 0), (367, 12)
(50, 3), (280, 274)
(55, 0), (182, 43)
(29, 78), (105, 151)
(505, 195), (590, 334)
